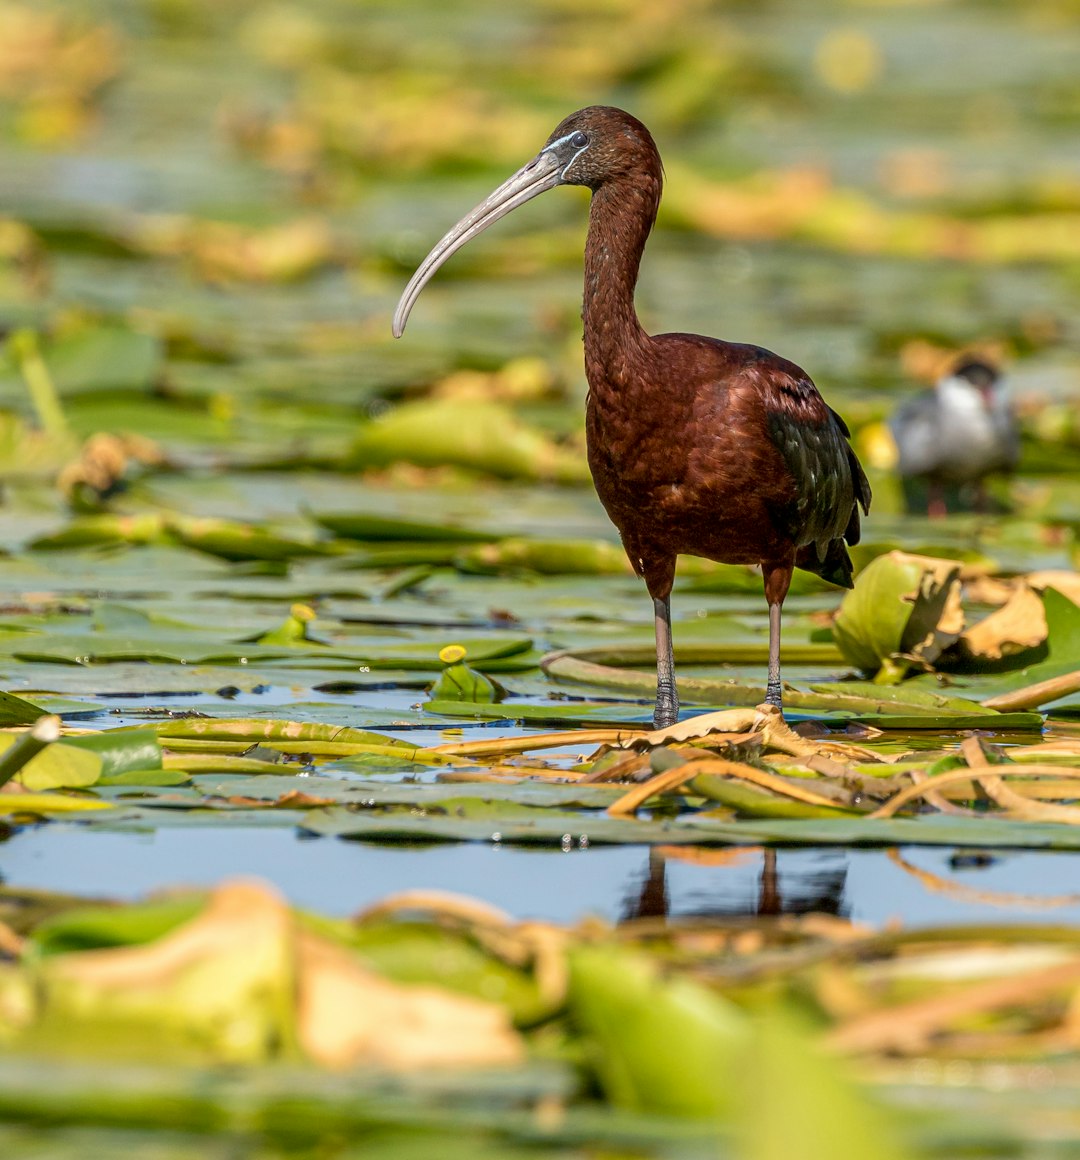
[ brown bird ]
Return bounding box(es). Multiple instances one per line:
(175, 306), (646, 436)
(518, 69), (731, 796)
(394, 106), (870, 727)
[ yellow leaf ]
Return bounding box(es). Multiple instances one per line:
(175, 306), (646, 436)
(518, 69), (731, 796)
(0, 791), (112, 814)
(21, 879), (525, 1071)
(296, 930), (523, 1070)
(814, 29), (883, 95)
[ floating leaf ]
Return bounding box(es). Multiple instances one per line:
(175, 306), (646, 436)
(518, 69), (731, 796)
(833, 551), (964, 680)
(568, 944), (747, 1116)
(5, 880), (524, 1071)
(348, 399), (589, 483)
(737, 1007), (906, 1160)
(1042, 586), (1080, 665)
(0, 688), (48, 727)
(690, 766), (859, 819)
(31, 895), (206, 957)
(457, 538), (632, 576)
(30, 513), (169, 550)
(348, 917), (555, 1027)
(13, 727), (162, 791)
(0, 791), (113, 815)
(168, 516), (335, 562)
(957, 582), (1047, 664)
(311, 512), (492, 542)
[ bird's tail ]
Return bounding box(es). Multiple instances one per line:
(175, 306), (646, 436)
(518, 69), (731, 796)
(796, 538), (856, 589)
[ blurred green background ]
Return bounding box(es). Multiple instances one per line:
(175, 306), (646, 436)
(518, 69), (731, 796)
(0, 0), (1077, 516)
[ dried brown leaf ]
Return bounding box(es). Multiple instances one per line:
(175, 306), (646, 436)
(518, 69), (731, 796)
(828, 956), (1080, 1055)
(871, 761), (1080, 818)
(618, 708), (761, 749)
(957, 582), (1046, 662)
(355, 890), (514, 929)
(1028, 570), (1080, 605)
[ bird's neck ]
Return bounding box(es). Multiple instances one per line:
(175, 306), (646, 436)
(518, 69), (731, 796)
(582, 174), (659, 384)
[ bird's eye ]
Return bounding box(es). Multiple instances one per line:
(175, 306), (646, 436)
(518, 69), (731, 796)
(570, 130), (589, 148)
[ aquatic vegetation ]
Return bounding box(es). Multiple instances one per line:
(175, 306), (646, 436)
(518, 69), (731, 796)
(0, 0), (1078, 1154)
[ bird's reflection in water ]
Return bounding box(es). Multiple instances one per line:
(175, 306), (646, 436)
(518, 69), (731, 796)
(620, 847), (849, 923)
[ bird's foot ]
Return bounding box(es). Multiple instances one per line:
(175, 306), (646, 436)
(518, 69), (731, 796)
(764, 680), (783, 712)
(653, 690), (679, 730)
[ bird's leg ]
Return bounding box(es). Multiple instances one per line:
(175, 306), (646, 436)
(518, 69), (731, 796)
(766, 601), (783, 708)
(927, 482), (947, 519)
(758, 848), (781, 916)
(763, 562), (793, 711)
(652, 594), (679, 729)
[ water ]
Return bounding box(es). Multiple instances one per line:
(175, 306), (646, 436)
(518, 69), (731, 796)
(6, 823), (1080, 928)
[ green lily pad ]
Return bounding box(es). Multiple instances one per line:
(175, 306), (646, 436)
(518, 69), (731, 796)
(0, 687), (48, 726)
(12, 728), (162, 791)
(832, 551), (963, 679)
(348, 399), (590, 483)
(311, 512), (493, 542)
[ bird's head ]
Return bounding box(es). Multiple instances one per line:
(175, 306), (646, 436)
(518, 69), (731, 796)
(392, 106), (659, 337)
(948, 358), (1002, 406)
(540, 106), (660, 189)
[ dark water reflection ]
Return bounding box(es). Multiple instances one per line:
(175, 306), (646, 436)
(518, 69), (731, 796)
(621, 847), (849, 923)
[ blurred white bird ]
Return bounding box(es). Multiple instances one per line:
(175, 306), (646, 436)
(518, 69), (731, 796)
(890, 359), (1019, 516)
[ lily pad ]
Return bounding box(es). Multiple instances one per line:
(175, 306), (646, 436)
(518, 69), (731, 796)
(833, 552), (964, 680)
(12, 728), (161, 791)
(311, 512), (493, 542)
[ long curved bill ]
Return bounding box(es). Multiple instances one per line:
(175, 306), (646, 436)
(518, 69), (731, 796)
(392, 149), (564, 338)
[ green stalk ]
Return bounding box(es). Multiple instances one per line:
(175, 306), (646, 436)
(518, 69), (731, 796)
(8, 328), (67, 437)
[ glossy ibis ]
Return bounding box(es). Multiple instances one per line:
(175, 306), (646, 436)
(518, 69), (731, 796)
(890, 358), (1017, 517)
(393, 106), (870, 727)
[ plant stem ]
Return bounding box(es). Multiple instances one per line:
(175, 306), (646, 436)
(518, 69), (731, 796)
(0, 715), (61, 789)
(9, 328), (67, 437)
